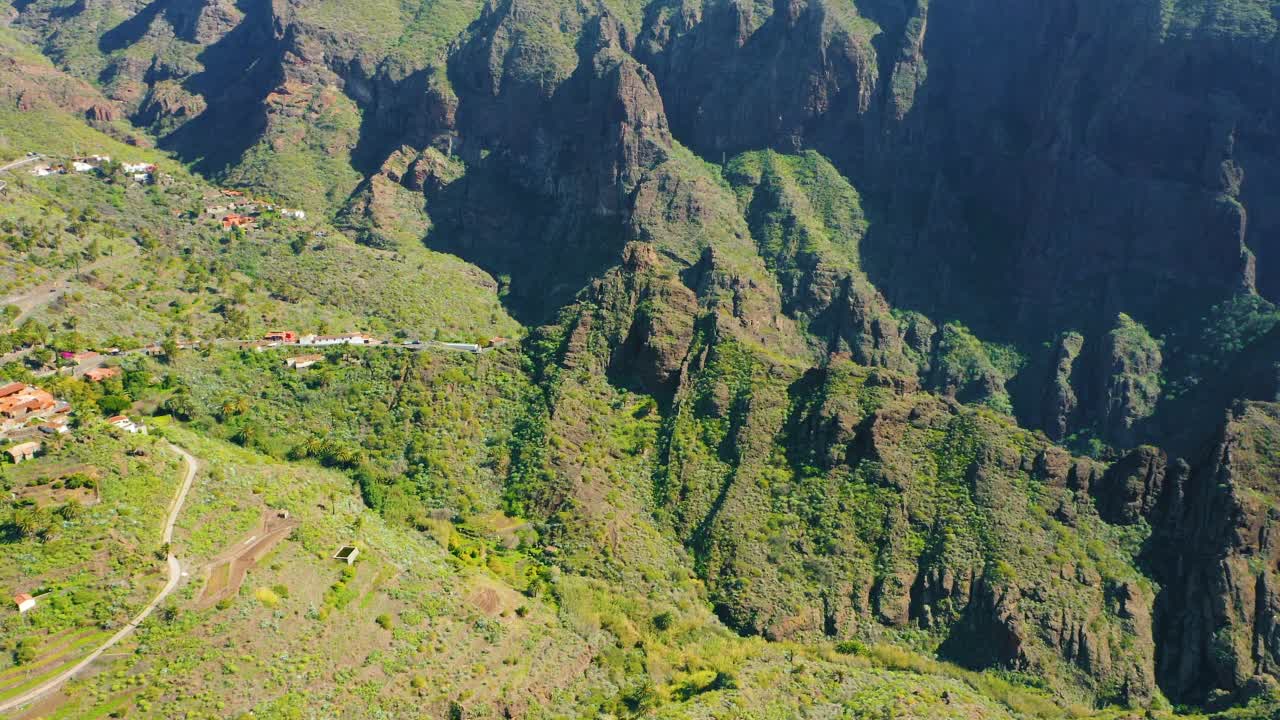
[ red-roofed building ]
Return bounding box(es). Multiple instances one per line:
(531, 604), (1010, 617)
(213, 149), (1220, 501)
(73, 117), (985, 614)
(1, 385), (57, 429)
(13, 593), (35, 613)
(85, 367), (122, 382)
(221, 214), (256, 230)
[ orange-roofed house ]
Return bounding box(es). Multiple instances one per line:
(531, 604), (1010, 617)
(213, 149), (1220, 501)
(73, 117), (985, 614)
(0, 386), (57, 430)
(0, 381), (24, 398)
(222, 214), (256, 231)
(13, 593), (35, 613)
(85, 367), (122, 382)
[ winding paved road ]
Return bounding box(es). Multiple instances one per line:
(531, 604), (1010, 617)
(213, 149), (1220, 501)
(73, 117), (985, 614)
(0, 443), (198, 715)
(0, 155), (42, 174)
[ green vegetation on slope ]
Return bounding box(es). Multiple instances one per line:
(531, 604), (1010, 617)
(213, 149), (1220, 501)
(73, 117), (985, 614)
(0, 130), (518, 348)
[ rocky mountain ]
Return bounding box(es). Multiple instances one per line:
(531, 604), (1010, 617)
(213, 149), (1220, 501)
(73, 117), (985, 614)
(4, 0), (1280, 714)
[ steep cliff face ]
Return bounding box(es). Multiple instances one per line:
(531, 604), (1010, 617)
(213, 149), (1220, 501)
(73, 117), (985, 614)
(620, 328), (1157, 705)
(626, 0), (1280, 448)
(18, 0), (1277, 330)
(419, 4), (682, 319)
(1098, 314), (1164, 448)
(1040, 332), (1085, 442)
(0, 19), (128, 130)
(635, 0), (880, 155)
(1142, 402), (1280, 704)
(19, 0), (1275, 356)
(654, 0), (1274, 327)
(508, 236), (1159, 705)
(724, 150), (913, 371)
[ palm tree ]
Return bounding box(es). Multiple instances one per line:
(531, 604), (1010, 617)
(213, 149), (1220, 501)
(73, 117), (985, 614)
(290, 436), (325, 460)
(220, 396), (250, 419)
(11, 508), (49, 539)
(232, 422), (261, 447)
(56, 500), (82, 521)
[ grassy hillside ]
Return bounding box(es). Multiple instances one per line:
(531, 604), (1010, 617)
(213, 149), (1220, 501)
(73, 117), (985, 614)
(0, 24), (517, 342)
(0, 106), (517, 348)
(1, 426), (1090, 720)
(0, 429), (180, 707)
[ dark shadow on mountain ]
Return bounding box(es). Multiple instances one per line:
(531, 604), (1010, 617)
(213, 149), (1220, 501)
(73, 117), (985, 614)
(1151, 323), (1280, 455)
(344, 64), (445, 178)
(32, 0), (87, 21)
(99, 0), (169, 54)
(145, 0), (280, 173)
(421, 158), (626, 327)
(417, 9), (642, 326)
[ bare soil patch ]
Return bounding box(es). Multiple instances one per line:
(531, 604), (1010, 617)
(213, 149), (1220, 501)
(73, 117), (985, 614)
(197, 510), (298, 608)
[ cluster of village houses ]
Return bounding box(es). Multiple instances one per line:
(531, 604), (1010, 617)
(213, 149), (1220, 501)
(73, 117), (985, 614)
(252, 330), (504, 368)
(3, 326), (500, 459)
(1, 367), (146, 465)
(27, 156), (306, 231)
(204, 189), (306, 231)
(1, 327), (506, 614)
(2, 369), (147, 615)
(30, 154), (157, 184)
(249, 330), (380, 369)
(1, 381), (70, 462)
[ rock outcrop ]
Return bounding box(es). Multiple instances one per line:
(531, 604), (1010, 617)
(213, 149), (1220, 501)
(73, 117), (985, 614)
(1099, 314), (1163, 447)
(1041, 332), (1084, 442)
(1147, 402), (1280, 703)
(1093, 446), (1171, 526)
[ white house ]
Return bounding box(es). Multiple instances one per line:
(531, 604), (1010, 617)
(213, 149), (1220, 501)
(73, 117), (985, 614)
(107, 415), (146, 435)
(71, 161), (95, 173)
(441, 342), (482, 354)
(284, 354), (323, 370)
(301, 333), (379, 347)
(13, 593), (35, 613)
(280, 209), (307, 220)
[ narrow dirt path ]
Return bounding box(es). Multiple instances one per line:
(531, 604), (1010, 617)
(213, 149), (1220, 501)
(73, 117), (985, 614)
(0, 442), (198, 715)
